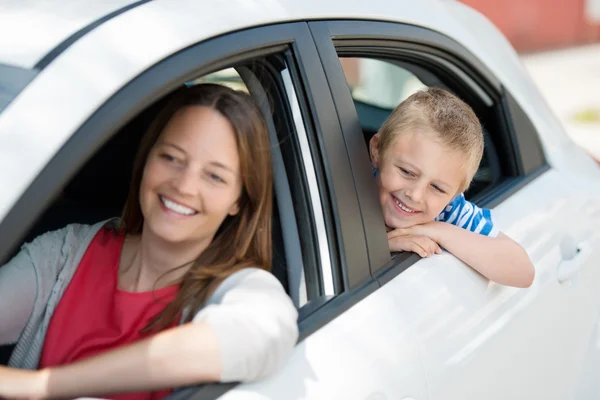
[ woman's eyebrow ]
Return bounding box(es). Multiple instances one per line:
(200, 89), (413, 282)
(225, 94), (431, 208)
(156, 141), (186, 153)
(208, 161), (234, 173)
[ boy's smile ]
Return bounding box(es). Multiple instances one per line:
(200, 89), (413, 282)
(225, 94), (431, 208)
(371, 130), (467, 230)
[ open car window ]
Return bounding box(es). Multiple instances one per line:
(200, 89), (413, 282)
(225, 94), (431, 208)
(339, 56), (500, 201)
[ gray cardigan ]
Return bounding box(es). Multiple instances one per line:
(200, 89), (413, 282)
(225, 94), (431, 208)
(0, 219), (298, 382)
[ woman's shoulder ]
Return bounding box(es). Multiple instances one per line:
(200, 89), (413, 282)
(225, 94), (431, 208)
(23, 218), (119, 255)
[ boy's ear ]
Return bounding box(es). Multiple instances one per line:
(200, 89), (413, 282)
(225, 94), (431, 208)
(369, 134), (381, 168)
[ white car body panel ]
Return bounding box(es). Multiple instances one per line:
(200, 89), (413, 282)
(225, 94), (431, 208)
(0, 0), (140, 69)
(1, 1), (600, 399)
(406, 168), (600, 399)
(220, 288), (429, 400)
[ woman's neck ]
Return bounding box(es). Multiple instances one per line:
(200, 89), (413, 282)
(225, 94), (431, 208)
(118, 229), (212, 292)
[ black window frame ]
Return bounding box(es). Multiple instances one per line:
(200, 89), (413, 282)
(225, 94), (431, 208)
(308, 20), (549, 283)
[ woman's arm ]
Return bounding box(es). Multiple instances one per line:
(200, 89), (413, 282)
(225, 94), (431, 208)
(388, 222), (535, 288)
(0, 268), (298, 399)
(192, 268), (299, 382)
(0, 323), (220, 399)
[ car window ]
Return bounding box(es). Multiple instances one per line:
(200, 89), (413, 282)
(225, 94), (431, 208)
(339, 56), (500, 200)
(340, 58), (426, 109)
(193, 68), (248, 92)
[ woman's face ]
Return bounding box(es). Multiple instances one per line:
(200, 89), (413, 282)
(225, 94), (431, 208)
(139, 105), (243, 245)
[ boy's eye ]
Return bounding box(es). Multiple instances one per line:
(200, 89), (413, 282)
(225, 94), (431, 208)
(431, 184), (446, 194)
(399, 167), (414, 177)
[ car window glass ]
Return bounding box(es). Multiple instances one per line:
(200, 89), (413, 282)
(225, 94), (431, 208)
(193, 68), (248, 92)
(340, 58), (426, 109)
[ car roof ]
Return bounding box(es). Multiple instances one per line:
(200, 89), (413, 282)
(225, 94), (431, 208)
(0, 0), (483, 70)
(0, 0), (141, 69)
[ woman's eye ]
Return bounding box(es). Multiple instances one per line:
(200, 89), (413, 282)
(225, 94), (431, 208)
(209, 173), (225, 183)
(160, 153), (176, 162)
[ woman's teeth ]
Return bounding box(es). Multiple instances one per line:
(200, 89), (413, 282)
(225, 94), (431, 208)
(160, 196), (197, 216)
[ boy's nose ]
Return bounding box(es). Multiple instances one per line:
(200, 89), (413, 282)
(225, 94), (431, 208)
(404, 184), (425, 204)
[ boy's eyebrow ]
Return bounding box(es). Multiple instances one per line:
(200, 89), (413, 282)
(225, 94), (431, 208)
(395, 158), (456, 191)
(432, 179), (454, 191)
(394, 159), (421, 172)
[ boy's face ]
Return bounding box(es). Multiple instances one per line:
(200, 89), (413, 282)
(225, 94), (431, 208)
(370, 130), (467, 230)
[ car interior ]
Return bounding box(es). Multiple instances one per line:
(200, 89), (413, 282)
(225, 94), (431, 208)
(0, 65), (309, 365)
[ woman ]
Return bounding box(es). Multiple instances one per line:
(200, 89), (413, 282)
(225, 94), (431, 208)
(0, 83), (298, 399)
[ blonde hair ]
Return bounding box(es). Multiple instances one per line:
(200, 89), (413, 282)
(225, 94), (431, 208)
(377, 87), (484, 193)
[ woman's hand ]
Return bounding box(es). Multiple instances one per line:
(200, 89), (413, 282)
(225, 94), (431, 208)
(387, 223), (442, 257)
(0, 366), (48, 400)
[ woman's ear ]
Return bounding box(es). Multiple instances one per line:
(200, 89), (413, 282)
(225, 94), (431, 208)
(370, 134), (381, 168)
(229, 201), (240, 216)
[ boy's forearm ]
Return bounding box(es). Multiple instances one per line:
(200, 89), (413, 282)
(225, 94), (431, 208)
(428, 222), (534, 288)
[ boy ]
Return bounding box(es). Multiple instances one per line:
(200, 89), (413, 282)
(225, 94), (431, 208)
(370, 88), (534, 287)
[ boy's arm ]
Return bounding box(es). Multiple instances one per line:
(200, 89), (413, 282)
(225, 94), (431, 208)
(388, 223), (534, 288)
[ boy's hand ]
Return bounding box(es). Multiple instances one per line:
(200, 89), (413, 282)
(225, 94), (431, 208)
(387, 222), (442, 258)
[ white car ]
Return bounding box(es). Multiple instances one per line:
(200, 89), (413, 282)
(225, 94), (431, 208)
(1, 1), (600, 399)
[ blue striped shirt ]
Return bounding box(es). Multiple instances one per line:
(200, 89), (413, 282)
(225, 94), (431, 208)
(435, 193), (498, 237)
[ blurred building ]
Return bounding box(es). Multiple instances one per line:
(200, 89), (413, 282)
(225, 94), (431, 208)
(461, 0), (600, 52)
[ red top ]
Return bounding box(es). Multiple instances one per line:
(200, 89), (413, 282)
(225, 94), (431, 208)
(40, 227), (179, 400)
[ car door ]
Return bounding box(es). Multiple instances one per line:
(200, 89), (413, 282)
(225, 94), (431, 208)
(0, 4), (429, 400)
(310, 19), (600, 400)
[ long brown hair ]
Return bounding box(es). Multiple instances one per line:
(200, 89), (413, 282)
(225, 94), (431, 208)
(120, 83), (273, 330)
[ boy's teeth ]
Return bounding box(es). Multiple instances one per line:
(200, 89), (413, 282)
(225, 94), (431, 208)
(395, 198), (415, 213)
(161, 196), (196, 215)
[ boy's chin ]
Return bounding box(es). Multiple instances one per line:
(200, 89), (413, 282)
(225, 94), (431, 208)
(384, 217), (420, 231)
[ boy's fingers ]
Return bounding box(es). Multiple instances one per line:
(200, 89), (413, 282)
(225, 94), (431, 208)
(408, 236), (431, 258)
(389, 236), (426, 257)
(411, 235), (437, 257)
(409, 243), (428, 258)
(389, 234), (440, 258)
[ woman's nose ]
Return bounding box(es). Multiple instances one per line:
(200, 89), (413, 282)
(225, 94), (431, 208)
(172, 168), (199, 196)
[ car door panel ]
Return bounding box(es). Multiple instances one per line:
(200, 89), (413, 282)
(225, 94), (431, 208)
(389, 168), (600, 400)
(219, 286), (429, 400)
(308, 18), (600, 400)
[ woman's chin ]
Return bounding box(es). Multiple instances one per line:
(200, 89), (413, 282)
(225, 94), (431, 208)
(145, 221), (190, 244)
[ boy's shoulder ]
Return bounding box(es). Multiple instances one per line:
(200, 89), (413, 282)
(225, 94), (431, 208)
(436, 194), (499, 237)
(436, 193), (467, 220)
